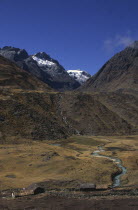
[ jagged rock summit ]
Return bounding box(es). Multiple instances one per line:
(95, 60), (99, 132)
(0, 46), (80, 91)
(67, 69), (91, 84)
(81, 41), (138, 92)
(0, 46), (29, 60)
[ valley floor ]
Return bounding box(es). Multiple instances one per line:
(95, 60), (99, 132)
(0, 135), (138, 209)
(0, 135), (138, 190)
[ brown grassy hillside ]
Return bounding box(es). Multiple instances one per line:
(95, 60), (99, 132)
(0, 55), (52, 91)
(0, 56), (73, 142)
(0, 55), (137, 143)
(58, 92), (137, 136)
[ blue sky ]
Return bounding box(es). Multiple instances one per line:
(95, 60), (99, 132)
(0, 0), (138, 75)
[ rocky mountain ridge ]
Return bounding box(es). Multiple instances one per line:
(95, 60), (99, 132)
(0, 46), (80, 91)
(80, 41), (138, 92)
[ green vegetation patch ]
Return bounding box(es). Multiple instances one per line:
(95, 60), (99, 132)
(65, 135), (104, 146)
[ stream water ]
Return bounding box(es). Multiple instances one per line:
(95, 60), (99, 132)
(92, 146), (127, 188)
(50, 143), (127, 188)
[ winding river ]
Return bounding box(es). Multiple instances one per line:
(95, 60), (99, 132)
(92, 146), (127, 188)
(50, 143), (127, 188)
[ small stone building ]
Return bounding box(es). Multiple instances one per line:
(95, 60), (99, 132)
(25, 183), (45, 195)
(79, 183), (96, 191)
(12, 183), (45, 198)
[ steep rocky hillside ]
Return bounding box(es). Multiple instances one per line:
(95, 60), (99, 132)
(81, 41), (138, 92)
(0, 56), (74, 143)
(58, 92), (137, 136)
(0, 47), (80, 91)
(0, 90), (75, 143)
(1, 89), (137, 144)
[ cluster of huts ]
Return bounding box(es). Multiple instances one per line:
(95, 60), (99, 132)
(12, 183), (108, 198)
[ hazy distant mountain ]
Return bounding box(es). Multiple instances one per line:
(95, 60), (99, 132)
(67, 70), (91, 84)
(80, 41), (138, 92)
(0, 46), (80, 91)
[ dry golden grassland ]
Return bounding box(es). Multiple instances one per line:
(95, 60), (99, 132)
(0, 135), (137, 190)
(98, 135), (138, 186)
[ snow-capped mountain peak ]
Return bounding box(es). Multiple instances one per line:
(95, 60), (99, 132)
(67, 69), (91, 84)
(0, 46), (80, 91)
(32, 55), (56, 67)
